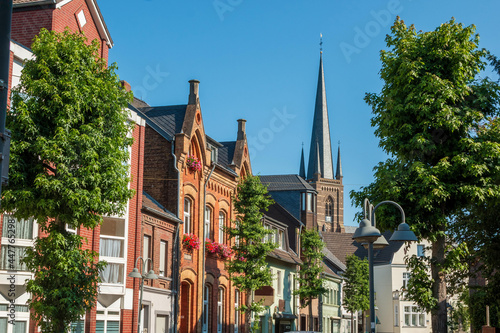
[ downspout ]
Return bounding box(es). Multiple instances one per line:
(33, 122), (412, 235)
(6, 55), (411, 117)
(200, 158), (216, 331)
(172, 140), (181, 333)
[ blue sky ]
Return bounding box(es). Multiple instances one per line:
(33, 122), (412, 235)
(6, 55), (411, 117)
(99, 0), (500, 227)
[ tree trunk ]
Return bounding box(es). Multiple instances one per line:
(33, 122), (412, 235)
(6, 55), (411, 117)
(431, 231), (447, 333)
(245, 292), (252, 333)
(309, 297), (313, 331)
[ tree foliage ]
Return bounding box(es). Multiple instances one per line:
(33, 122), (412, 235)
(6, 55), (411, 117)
(343, 255), (369, 317)
(226, 175), (275, 332)
(351, 17), (500, 333)
(295, 229), (327, 331)
(3, 29), (134, 332)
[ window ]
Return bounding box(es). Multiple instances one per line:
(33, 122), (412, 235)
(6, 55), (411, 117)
(325, 197), (333, 222)
(217, 288), (224, 333)
(404, 306), (425, 327)
(204, 206), (212, 240)
(417, 244), (425, 257)
(276, 229), (284, 249)
(235, 290), (239, 333)
(277, 270), (282, 297)
(307, 193), (313, 211)
(1, 214), (35, 271)
(77, 10), (87, 28)
(156, 314), (170, 333)
(184, 198), (192, 234)
(394, 305), (399, 327)
(143, 235), (151, 271)
(0, 303), (30, 333)
(203, 285), (210, 332)
(99, 217), (125, 284)
(301, 193), (306, 211)
(96, 308), (120, 333)
(159, 240), (167, 277)
(402, 272), (411, 290)
(219, 212), (225, 244)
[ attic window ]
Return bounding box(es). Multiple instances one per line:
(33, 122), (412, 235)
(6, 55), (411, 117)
(77, 10), (87, 28)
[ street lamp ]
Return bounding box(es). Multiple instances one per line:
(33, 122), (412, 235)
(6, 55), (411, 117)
(129, 257), (158, 333)
(353, 198), (417, 333)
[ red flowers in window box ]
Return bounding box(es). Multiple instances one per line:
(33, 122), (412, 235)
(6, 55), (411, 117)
(186, 154), (202, 172)
(205, 239), (233, 259)
(183, 233), (200, 250)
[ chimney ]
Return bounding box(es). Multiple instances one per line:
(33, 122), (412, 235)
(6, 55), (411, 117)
(237, 119), (246, 140)
(120, 80), (131, 92)
(188, 79), (200, 105)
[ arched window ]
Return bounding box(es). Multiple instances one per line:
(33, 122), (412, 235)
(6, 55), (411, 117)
(325, 197), (333, 223)
(184, 198), (192, 234)
(218, 211), (225, 244)
(234, 290), (240, 333)
(217, 288), (224, 333)
(204, 206), (212, 240)
(203, 284), (211, 333)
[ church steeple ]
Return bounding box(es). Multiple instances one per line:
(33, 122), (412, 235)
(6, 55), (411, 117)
(336, 143), (343, 180)
(299, 144), (306, 179)
(307, 42), (334, 180)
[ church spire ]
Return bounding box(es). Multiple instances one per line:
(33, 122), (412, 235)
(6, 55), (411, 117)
(336, 143), (343, 180)
(307, 37), (334, 180)
(299, 144), (306, 179)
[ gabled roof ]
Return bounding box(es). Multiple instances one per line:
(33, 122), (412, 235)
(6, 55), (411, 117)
(268, 248), (302, 265)
(143, 192), (182, 223)
(218, 141), (236, 166)
(322, 231), (405, 266)
(259, 174), (316, 192)
(137, 105), (187, 140)
(322, 243), (346, 272)
(265, 202), (303, 229)
(13, 0), (113, 47)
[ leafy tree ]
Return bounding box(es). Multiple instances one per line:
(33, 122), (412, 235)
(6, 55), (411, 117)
(226, 175), (276, 333)
(343, 254), (369, 333)
(3, 29), (133, 332)
(295, 228), (327, 331)
(351, 18), (500, 333)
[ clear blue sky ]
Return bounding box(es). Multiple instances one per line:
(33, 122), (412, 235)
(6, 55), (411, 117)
(99, 0), (500, 227)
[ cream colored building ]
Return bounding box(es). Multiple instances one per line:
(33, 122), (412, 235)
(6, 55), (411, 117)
(373, 237), (432, 333)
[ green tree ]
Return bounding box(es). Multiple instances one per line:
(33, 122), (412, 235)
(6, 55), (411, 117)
(351, 18), (500, 333)
(295, 228), (327, 331)
(226, 175), (276, 333)
(343, 254), (369, 333)
(3, 29), (133, 332)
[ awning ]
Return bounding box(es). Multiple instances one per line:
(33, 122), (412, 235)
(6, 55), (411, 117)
(273, 312), (297, 320)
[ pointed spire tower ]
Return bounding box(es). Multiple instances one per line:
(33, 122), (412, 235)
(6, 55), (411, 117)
(307, 35), (334, 180)
(336, 143), (343, 180)
(305, 35), (345, 233)
(299, 144), (306, 179)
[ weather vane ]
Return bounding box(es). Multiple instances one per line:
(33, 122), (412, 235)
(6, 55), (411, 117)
(320, 33), (323, 53)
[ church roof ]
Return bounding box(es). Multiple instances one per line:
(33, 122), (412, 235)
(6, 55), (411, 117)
(259, 174), (315, 192)
(307, 53), (334, 180)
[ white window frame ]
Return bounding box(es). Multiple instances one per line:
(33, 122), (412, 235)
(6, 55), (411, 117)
(402, 272), (411, 290)
(217, 288), (224, 333)
(235, 290), (239, 333)
(184, 198), (191, 234)
(96, 308), (121, 333)
(218, 211), (225, 244)
(159, 240), (167, 277)
(404, 306), (425, 327)
(1, 214), (37, 272)
(143, 234), (151, 271)
(99, 217), (126, 285)
(204, 206), (212, 240)
(203, 285), (209, 332)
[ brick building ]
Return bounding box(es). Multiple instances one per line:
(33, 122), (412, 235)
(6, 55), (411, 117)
(1, 1), (149, 332)
(130, 79), (252, 333)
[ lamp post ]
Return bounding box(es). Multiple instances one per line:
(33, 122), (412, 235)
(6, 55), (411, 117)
(129, 257), (158, 333)
(352, 198), (417, 333)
